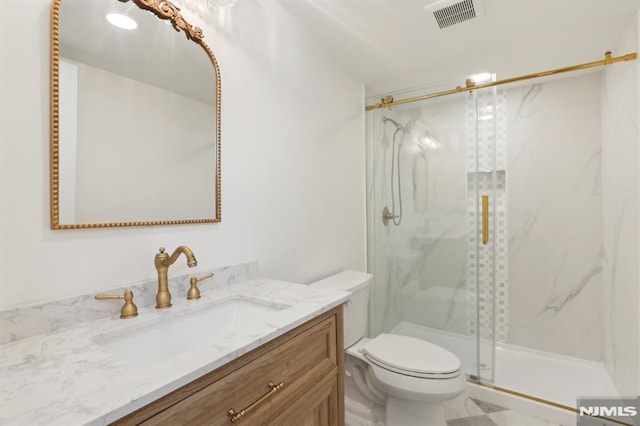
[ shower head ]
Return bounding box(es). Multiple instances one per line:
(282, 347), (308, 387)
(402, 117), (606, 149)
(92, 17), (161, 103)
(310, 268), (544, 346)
(383, 116), (408, 132)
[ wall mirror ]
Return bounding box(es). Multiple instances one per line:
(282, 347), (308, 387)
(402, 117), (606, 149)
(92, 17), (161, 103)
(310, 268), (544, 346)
(50, 0), (221, 229)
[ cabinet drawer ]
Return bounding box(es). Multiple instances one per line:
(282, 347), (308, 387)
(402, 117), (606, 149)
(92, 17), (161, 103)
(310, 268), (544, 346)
(269, 371), (339, 426)
(142, 315), (337, 425)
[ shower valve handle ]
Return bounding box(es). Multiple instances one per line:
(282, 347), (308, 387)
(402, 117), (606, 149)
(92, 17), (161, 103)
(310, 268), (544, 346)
(382, 206), (398, 226)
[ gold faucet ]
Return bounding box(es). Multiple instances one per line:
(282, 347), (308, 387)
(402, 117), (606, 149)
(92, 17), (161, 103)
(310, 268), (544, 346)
(187, 272), (214, 300)
(95, 290), (138, 319)
(154, 246), (197, 308)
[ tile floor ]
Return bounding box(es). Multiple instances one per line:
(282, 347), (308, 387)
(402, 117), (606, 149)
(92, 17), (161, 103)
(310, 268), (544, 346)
(444, 395), (563, 426)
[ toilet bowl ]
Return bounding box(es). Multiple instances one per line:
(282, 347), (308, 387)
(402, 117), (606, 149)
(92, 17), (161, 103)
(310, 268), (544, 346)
(310, 271), (466, 426)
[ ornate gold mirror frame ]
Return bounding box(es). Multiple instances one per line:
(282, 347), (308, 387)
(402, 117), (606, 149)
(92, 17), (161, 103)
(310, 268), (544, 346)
(50, 0), (221, 229)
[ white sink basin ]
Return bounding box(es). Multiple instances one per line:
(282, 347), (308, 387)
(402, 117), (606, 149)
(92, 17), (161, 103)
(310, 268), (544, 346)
(96, 297), (289, 367)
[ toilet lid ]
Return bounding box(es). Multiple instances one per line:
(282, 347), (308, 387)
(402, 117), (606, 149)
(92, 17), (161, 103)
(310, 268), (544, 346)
(362, 334), (461, 378)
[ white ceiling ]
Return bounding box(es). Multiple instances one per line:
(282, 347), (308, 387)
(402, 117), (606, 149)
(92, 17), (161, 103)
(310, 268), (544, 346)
(267, 0), (640, 95)
(59, 0), (216, 104)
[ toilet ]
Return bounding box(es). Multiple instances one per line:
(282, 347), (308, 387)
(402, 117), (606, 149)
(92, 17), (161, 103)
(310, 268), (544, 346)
(310, 271), (465, 426)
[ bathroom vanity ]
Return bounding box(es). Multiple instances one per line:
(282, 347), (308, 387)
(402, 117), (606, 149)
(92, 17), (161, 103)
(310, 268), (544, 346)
(115, 307), (343, 425)
(0, 278), (349, 425)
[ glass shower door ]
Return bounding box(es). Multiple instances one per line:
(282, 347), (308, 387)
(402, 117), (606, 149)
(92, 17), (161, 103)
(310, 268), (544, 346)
(468, 84), (501, 384)
(365, 81), (499, 383)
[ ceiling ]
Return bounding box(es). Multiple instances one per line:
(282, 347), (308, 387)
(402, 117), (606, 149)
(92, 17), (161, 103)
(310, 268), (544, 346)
(267, 0), (640, 95)
(59, 0), (216, 104)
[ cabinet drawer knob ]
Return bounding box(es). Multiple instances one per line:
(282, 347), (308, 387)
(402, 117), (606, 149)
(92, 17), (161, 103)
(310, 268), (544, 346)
(227, 381), (284, 423)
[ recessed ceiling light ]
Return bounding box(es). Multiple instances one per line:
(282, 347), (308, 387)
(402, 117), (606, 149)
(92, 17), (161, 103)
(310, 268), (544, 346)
(106, 13), (137, 30)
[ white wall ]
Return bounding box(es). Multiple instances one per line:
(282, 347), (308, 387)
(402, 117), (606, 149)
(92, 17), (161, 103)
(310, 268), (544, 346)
(0, 0), (366, 309)
(72, 60), (216, 223)
(58, 59), (79, 224)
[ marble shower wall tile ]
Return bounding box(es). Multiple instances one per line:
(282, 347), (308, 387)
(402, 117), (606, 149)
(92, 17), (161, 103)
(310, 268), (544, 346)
(508, 196), (603, 360)
(601, 13), (639, 396)
(601, 21), (639, 196)
(410, 97), (469, 333)
(507, 73), (603, 200)
(506, 72), (604, 360)
(370, 96), (470, 336)
(602, 193), (639, 395)
(0, 261), (258, 344)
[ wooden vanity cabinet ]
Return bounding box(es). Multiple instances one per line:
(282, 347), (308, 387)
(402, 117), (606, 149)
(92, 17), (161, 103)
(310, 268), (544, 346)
(113, 306), (344, 426)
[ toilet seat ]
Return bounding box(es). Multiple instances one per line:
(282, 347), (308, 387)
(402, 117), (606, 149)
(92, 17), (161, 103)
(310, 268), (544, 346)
(346, 335), (466, 403)
(362, 334), (462, 379)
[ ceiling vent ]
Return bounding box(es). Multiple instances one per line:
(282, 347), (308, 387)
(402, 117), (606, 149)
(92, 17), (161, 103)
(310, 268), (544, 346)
(425, 0), (483, 30)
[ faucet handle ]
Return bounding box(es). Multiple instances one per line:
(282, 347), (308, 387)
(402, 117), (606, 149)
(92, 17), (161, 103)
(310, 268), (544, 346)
(187, 273), (214, 300)
(95, 290), (139, 319)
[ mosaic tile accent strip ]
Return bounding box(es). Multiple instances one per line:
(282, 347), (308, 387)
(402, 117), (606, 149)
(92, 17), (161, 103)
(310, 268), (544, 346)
(465, 88), (509, 344)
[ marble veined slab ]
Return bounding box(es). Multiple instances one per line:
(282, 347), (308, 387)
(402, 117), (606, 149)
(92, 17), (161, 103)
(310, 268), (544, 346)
(0, 262), (258, 345)
(0, 278), (349, 426)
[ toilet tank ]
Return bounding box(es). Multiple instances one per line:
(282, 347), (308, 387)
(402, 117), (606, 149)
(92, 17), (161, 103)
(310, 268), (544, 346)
(310, 271), (372, 348)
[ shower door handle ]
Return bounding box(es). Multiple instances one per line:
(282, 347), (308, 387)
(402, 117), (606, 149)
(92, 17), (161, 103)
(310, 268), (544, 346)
(482, 195), (489, 245)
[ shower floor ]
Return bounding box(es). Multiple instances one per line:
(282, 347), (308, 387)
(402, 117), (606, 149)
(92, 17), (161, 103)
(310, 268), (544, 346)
(392, 321), (618, 408)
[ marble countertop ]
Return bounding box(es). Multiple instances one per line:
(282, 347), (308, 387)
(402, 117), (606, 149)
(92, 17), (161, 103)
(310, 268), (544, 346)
(0, 278), (349, 425)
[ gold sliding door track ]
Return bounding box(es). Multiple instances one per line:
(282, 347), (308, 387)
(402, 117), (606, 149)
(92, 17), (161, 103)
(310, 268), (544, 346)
(365, 51), (637, 111)
(468, 376), (635, 426)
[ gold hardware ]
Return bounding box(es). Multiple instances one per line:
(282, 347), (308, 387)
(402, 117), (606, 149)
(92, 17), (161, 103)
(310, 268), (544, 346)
(129, 0), (204, 42)
(228, 382), (284, 423)
(155, 246), (198, 308)
(482, 195), (489, 245)
(187, 272), (214, 300)
(365, 51), (638, 111)
(604, 51), (613, 65)
(465, 78), (476, 88)
(467, 376), (633, 426)
(49, 0), (222, 229)
(95, 290), (138, 319)
(367, 95), (395, 111)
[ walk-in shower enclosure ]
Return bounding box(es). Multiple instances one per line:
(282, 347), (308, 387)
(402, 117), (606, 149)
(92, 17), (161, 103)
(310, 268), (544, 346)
(365, 45), (639, 411)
